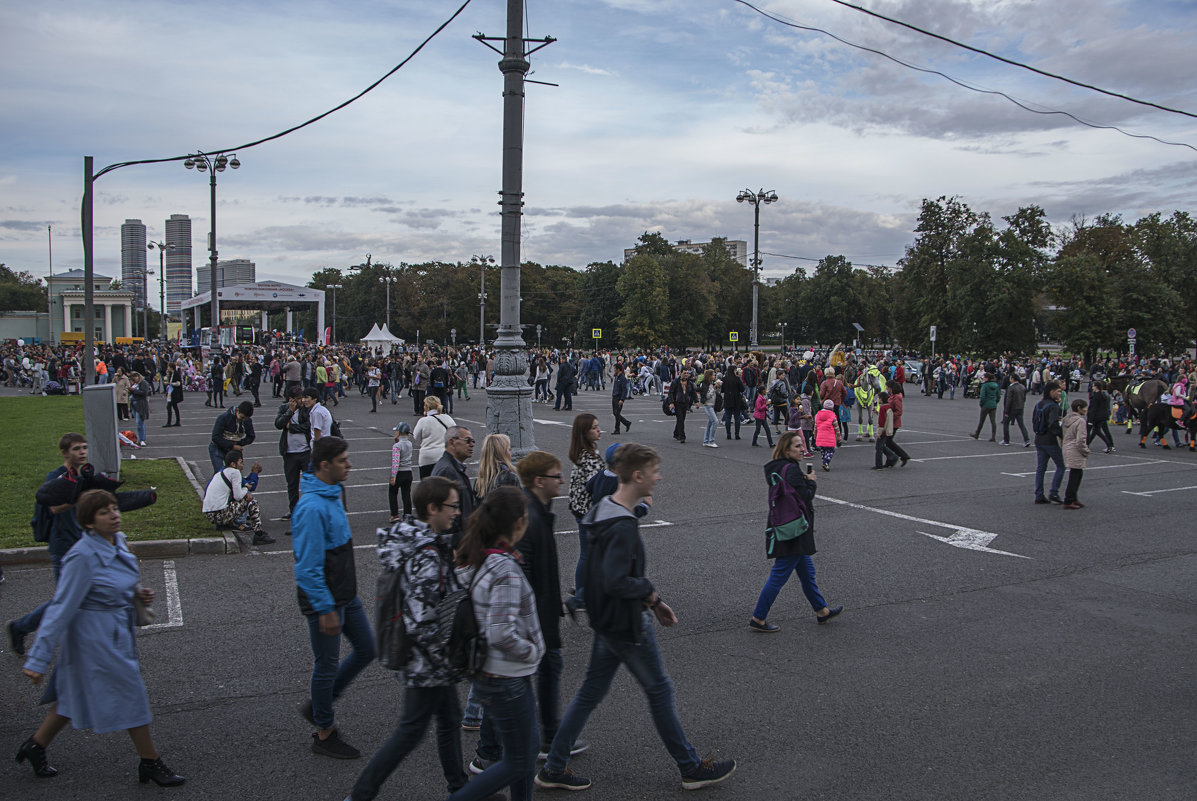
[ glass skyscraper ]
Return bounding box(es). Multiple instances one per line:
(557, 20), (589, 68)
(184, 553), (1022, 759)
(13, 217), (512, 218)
(164, 213), (192, 314)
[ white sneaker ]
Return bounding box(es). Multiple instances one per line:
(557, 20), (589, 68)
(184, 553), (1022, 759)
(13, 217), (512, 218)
(708, 442), (719, 448)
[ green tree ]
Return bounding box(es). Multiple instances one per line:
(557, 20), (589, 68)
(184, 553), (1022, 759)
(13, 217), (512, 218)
(701, 239), (752, 348)
(577, 261), (623, 348)
(0, 264), (47, 312)
(803, 255), (864, 345)
(661, 251), (715, 348)
(616, 254), (668, 348)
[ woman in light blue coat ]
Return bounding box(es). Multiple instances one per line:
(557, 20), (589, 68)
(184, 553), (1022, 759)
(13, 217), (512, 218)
(17, 489), (184, 787)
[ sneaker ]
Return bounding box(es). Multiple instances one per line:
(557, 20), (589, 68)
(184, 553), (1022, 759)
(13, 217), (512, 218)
(535, 767), (591, 790)
(816, 606), (844, 624)
(999, 441), (1010, 446)
(311, 729), (360, 759)
(1024, 441), (1032, 448)
(1048, 495), (1064, 504)
(537, 739), (590, 761)
(469, 756), (496, 774)
(252, 530), (276, 545)
(461, 720), (482, 732)
(680, 757), (736, 790)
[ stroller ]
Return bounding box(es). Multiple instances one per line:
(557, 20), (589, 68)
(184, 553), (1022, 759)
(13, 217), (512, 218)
(964, 373), (982, 399)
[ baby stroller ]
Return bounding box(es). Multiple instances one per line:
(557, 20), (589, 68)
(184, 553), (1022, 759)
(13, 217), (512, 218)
(964, 374), (982, 399)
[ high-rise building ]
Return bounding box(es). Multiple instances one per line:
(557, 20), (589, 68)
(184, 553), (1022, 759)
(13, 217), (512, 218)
(622, 238), (749, 266)
(120, 219), (147, 314)
(197, 258), (256, 289)
(164, 214), (192, 314)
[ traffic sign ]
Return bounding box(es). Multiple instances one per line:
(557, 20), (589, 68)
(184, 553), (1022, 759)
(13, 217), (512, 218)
(729, 331), (739, 342)
(592, 328), (602, 339)
(929, 325), (937, 342)
(1127, 328), (1137, 339)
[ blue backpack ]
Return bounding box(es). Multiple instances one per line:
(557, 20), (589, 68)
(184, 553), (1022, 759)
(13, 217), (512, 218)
(765, 464), (810, 557)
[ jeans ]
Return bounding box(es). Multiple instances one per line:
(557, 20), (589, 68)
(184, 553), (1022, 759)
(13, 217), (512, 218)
(534, 379), (549, 400)
(305, 596), (376, 730)
(448, 676), (538, 801)
(1064, 468), (1084, 504)
(612, 398), (631, 433)
(752, 554), (826, 619)
(703, 406), (718, 444)
(751, 418), (773, 446)
(133, 409), (147, 443)
(974, 407), (997, 439)
(554, 386), (572, 410)
(1035, 443), (1065, 500)
(723, 409), (741, 438)
(284, 450), (310, 513)
(1004, 411), (1029, 444)
(10, 554), (64, 638)
(572, 513), (589, 601)
(546, 613), (700, 776)
(463, 685), (483, 727)
(1087, 421), (1113, 449)
(208, 443), (226, 475)
(477, 647), (564, 757)
(874, 435), (900, 467)
(349, 684), (468, 800)
(387, 471), (413, 518)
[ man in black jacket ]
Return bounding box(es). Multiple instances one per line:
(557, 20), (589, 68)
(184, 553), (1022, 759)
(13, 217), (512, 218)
(1033, 382), (1066, 504)
(667, 369), (698, 443)
(209, 400), (256, 475)
(274, 386), (311, 522)
(430, 426), (477, 545)
(537, 445), (735, 793)
(554, 356), (576, 411)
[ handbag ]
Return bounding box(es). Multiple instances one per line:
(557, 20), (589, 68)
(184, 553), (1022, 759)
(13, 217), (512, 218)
(133, 588), (157, 627)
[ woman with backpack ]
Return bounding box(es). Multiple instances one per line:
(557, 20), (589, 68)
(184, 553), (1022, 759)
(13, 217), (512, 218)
(748, 431), (843, 633)
(450, 487), (545, 801)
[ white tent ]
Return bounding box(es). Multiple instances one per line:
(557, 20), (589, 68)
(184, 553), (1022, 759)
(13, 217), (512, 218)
(360, 323), (404, 352)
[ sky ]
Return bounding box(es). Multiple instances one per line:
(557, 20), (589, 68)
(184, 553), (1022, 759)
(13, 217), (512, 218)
(2, 0), (1196, 307)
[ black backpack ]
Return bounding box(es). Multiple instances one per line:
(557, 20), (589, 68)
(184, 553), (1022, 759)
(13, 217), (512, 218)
(769, 380), (787, 406)
(1032, 400), (1051, 436)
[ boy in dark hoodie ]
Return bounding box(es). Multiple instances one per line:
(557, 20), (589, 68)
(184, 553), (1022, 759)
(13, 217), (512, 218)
(536, 445), (736, 793)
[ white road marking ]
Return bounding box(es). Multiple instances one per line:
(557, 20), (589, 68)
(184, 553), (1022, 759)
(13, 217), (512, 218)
(818, 494), (1028, 558)
(1001, 461), (1168, 478)
(141, 560), (184, 630)
(554, 521), (674, 535)
(913, 451), (1033, 462)
(535, 419), (573, 427)
(1121, 485), (1197, 497)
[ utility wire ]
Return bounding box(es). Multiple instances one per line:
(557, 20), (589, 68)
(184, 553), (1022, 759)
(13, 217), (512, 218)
(731, 0), (1197, 152)
(824, 0), (1197, 120)
(94, 0), (475, 180)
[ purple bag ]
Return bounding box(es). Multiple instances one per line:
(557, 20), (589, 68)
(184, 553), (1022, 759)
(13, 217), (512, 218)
(766, 463), (809, 556)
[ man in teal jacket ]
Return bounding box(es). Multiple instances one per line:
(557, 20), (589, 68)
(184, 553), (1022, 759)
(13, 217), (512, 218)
(970, 374), (1001, 442)
(292, 436), (375, 760)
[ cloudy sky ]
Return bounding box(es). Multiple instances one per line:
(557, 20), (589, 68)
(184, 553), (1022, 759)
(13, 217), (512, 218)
(2, 0), (1195, 302)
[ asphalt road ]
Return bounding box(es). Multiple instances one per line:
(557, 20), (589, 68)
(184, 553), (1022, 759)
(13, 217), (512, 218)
(2, 380), (1195, 801)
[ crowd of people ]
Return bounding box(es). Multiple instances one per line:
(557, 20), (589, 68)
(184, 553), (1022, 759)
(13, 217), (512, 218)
(5, 334), (1196, 796)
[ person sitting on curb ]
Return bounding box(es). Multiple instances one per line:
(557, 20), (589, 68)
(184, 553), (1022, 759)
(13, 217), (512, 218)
(202, 450), (273, 545)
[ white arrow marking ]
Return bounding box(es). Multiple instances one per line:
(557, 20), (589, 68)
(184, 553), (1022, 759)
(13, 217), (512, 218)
(818, 495), (1029, 559)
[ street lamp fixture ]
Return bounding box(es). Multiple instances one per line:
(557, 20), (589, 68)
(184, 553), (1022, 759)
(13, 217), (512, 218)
(736, 188), (779, 348)
(471, 254), (495, 346)
(184, 152), (240, 344)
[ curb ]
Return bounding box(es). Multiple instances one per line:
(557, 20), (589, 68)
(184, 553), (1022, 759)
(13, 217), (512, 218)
(0, 535), (240, 566)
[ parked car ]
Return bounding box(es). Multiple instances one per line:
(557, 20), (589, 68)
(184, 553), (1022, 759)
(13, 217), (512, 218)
(903, 360), (923, 385)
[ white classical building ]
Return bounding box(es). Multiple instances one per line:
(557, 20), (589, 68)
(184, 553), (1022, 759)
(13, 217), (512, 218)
(48, 269), (137, 342)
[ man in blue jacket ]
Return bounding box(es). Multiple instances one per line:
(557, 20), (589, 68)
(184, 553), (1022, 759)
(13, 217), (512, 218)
(292, 436), (375, 760)
(536, 445), (736, 793)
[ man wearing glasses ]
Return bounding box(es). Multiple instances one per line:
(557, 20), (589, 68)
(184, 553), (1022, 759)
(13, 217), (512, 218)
(430, 426), (477, 545)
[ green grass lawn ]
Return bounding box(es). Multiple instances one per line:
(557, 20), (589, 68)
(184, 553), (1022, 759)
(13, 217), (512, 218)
(0, 396), (212, 550)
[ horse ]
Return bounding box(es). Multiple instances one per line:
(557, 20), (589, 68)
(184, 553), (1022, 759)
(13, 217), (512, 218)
(1137, 400), (1197, 451)
(1121, 378), (1169, 434)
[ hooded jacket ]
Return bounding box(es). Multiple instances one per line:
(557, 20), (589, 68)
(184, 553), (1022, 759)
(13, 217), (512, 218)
(378, 517), (459, 687)
(292, 471), (356, 616)
(581, 496), (655, 644)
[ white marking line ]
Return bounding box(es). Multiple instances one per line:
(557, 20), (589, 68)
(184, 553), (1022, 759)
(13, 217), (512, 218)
(1001, 461), (1168, 479)
(142, 560), (184, 630)
(913, 451), (1033, 462)
(535, 419), (572, 427)
(818, 494), (1029, 559)
(1121, 485), (1197, 497)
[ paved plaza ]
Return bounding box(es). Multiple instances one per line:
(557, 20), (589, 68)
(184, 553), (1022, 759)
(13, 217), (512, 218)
(2, 381), (1194, 800)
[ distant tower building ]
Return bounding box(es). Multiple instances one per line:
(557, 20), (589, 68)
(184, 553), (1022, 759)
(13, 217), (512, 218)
(623, 238), (749, 267)
(120, 219), (147, 314)
(164, 214), (192, 314)
(198, 258), (256, 289)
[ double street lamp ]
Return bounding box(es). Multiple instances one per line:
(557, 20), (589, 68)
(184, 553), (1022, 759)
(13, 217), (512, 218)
(736, 188), (779, 348)
(148, 240), (175, 345)
(471, 254), (495, 345)
(184, 152), (240, 342)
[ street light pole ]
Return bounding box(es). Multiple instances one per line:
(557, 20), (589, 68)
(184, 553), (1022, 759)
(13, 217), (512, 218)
(472, 255), (494, 345)
(47, 225), (54, 345)
(474, 1), (554, 456)
(327, 284), (342, 343)
(148, 241), (173, 346)
(736, 188), (778, 349)
(185, 152), (239, 344)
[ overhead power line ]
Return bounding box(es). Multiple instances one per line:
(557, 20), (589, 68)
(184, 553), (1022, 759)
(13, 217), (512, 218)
(824, 0), (1197, 120)
(95, 0), (475, 179)
(731, 0), (1197, 152)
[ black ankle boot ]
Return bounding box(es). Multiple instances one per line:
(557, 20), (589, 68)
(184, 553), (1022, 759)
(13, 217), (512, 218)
(138, 757), (185, 786)
(16, 737), (58, 778)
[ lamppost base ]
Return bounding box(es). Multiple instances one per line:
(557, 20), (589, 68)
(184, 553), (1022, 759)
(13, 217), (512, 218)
(485, 347), (537, 458)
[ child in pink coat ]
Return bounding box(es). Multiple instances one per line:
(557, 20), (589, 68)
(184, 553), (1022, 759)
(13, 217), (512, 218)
(813, 399), (841, 470)
(752, 386), (774, 447)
